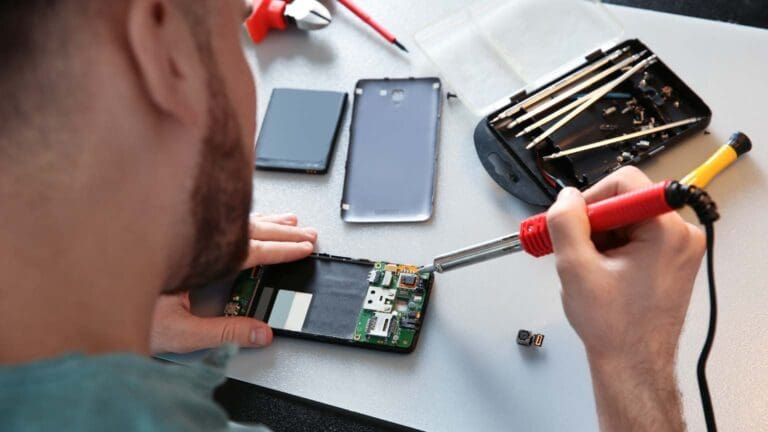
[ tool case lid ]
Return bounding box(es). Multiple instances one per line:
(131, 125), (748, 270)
(414, 0), (624, 116)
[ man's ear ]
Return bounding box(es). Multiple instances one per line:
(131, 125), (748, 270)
(126, 0), (207, 126)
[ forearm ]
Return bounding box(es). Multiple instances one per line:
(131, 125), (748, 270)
(587, 353), (685, 432)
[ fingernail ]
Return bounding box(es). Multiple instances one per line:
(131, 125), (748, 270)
(303, 227), (318, 240)
(558, 187), (579, 199)
(250, 328), (268, 346)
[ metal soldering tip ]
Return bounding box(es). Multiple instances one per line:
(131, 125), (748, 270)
(419, 265), (435, 274)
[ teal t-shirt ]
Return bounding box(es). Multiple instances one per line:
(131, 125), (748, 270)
(0, 346), (269, 432)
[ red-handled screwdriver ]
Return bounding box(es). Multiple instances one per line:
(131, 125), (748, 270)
(420, 133), (750, 273)
(337, 0), (408, 52)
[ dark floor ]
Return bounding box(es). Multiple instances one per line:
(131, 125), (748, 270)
(215, 1), (767, 431)
(605, 0), (768, 29)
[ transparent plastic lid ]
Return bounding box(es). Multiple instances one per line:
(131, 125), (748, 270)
(415, 0), (624, 116)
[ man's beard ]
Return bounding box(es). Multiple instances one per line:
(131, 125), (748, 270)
(166, 68), (252, 293)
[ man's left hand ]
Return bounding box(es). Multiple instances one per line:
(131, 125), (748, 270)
(150, 214), (317, 354)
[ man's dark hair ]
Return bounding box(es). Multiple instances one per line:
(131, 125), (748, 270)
(0, 2), (63, 130)
(0, 0), (209, 144)
(0, 1), (54, 78)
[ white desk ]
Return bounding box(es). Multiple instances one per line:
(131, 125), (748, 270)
(176, 3), (768, 430)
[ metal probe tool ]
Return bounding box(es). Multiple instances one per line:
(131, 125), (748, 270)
(419, 132), (751, 274)
(515, 56), (657, 139)
(491, 48), (629, 125)
(525, 55), (658, 149)
(541, 116), (704, 161)
(505, 51), (647, 130)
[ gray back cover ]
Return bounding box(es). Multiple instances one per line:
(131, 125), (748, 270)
(341, 78), (442, 222)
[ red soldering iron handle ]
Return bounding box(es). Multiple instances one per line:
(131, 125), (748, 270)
(246, 0), (287, 43)
(519, 180), (673, 257)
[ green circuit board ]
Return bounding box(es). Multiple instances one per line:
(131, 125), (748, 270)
(223, 257), (432, 351)
(352, 261), (431, 350)
(223, 267), (259, 317)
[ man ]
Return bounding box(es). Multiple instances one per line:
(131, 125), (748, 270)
(0, 1), (705, 431)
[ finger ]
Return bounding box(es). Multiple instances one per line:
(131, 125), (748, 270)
(185, 316), (274, 351)
(243, 240), (314, 268)
(249, 220), (317, 243)
(547, 187), (600, 266)
(582, 166), (652, 204)
(582, 166), (660, 243)
(250, 213), (298, 226)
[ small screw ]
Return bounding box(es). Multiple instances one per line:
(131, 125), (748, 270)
(602, 106), (617, 117)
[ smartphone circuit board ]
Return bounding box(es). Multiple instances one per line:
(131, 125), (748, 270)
(223, 256), (433, 352)
(353, 262), (431, 349)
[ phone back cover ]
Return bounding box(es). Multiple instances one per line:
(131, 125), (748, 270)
(341, 78), (442, 222)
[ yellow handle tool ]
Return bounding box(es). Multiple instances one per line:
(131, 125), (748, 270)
(681, 132), (752, 188)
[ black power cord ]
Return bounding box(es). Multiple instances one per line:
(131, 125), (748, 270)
(667, 182), (720, 431)
(698, 222), (717, 431)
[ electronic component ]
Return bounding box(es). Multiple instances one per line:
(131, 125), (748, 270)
(517, 329), (545, 347)
(363, 286), (396, 312)
(382, 271), (393, 287)
(367, 269), (382, 284)
(397, 273), (418, 288)
(223, 300), (241, 316)
(352, 261), (433, 350)
(367, 312), (397, 338)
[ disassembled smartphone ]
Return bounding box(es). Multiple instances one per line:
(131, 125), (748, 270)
(225, 254), (434, 353)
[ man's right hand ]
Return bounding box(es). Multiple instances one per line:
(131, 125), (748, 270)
(547, 167), (706, 431)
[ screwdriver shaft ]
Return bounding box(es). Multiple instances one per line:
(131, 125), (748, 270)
(542, 117), (705, 161)
(506, 51), (646, 130)
(491, 48), (628, 124)
(526, 55), (658, 149)
(515, 84), (606, 138)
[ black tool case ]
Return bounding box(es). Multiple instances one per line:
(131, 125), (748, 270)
(415, 0), (711, 206)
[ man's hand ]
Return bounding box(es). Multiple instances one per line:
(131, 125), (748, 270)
(150, 214), (317, 354)
(547, 167), (705, 431)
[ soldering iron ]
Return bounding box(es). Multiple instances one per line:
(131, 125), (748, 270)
(421, 131), (752, 432)
(420, 132), (750, 273)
